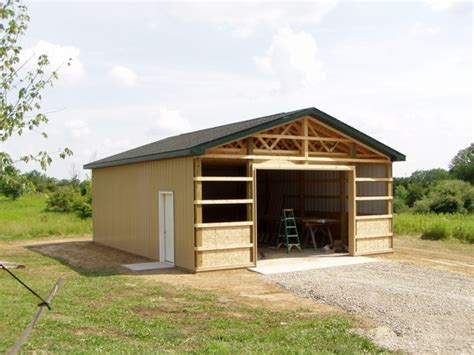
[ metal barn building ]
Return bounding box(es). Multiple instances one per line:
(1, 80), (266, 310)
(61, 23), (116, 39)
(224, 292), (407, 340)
(84, 107), (405, 272)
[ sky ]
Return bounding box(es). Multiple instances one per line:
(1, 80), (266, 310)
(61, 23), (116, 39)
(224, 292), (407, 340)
(3, 0), (473, 179)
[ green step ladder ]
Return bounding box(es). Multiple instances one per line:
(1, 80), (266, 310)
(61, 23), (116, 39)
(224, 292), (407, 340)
(277, 209), (302, 253)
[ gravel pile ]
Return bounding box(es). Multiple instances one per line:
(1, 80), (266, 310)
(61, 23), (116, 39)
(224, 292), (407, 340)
(264, 261), (474, 354)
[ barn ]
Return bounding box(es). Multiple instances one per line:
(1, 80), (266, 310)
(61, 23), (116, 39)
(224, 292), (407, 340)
(84, 107), (405, 272)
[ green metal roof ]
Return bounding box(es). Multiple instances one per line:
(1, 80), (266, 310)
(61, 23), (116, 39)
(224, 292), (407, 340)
(83, 107), (405, 169)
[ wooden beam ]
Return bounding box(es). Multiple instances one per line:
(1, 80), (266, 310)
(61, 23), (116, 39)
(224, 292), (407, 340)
(354, 248), (393, 256)
(356, 196), (393, 201)
(355, 233), (394, 240)
(305, 115), (391, 160)
(194, 199), (253, 205)
(355, 214), (393, 220)
(195, 244), (253, 252)
(355, 177), (393, 182)
(193, 176), (253, 182)
(194, 221), (253, 228)
(253, 163), (355, 171)
(202, 154), (391, 164)
(255, 134), (352, 143)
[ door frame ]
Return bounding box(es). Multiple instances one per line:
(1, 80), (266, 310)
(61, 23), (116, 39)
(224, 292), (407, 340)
(158, 191), (175, 265)
(252, 163), (356, 264)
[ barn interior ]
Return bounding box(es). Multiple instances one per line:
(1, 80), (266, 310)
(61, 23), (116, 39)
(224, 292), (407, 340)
(255, 169), (349, 258)
(200, 160), (388, 258)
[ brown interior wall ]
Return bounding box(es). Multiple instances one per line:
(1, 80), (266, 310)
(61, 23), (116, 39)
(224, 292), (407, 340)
(256, 170), (348, 245)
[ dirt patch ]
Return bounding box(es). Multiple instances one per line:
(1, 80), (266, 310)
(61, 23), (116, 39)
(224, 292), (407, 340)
(376, 235), (474, 275)
(25, 238), (151, 274)
(138, 269), (338, 315)
(12, 237), (337, 316)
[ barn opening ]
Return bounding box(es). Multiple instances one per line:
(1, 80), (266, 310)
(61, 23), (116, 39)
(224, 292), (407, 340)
(255, 168), (349, 259)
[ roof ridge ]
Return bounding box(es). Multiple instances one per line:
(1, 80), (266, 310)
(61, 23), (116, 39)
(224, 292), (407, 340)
(84, 107), (405, 169)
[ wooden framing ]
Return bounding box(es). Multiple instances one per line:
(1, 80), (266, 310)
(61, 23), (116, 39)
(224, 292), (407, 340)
(89, 109), (402, 274)
(190, 115), (395, 271)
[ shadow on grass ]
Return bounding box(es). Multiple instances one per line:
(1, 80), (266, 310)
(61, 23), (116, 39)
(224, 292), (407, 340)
(26, 240), (186, 277)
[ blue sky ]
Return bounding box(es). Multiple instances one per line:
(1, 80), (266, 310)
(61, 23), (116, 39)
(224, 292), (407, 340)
(4, 0), (473, 178)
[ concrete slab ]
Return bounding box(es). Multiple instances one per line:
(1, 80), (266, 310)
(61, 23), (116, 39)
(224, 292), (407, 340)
(122, 262), (174, 271)
(249, 254), (380, 275)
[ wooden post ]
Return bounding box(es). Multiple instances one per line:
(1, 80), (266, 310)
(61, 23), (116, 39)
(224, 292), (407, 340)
(194, 159), (202, 267)
(247, 137), (254, 155)
(350, 143), (357, 158)
(348, 169), (356, 255)
(246, 161), (255, 263)
(303, 118), (309, 162)
(386, 163), (393, 248)
(339, 171), (346, 241)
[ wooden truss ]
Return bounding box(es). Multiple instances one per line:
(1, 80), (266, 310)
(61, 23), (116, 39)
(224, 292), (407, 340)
(205, 116), (389, 161)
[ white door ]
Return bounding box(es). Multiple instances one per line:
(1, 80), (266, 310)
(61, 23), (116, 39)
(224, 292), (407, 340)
(159, 192), (175, 264)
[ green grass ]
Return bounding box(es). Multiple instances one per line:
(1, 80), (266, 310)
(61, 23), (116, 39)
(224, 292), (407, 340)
(0, 244), (388, 353)
(0, 194), (91, 241)
(394, 213), (474, 243)
(0, 194), (388, 353)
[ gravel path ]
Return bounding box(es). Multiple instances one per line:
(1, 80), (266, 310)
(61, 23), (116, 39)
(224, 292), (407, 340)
(264, 261), (474, 354)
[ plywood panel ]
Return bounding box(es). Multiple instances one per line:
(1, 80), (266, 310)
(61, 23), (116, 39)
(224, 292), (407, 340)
(92, 157), (195, 270)
(197, 249), (252, 268)
(199, 226), (251, 248)
(356, 219), (391, 237)
(356, 237), (391, 253)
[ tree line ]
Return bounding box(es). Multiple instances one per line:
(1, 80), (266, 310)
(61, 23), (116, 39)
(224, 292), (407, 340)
(0, 169), (92, 219)
(394, 144), (474, 214)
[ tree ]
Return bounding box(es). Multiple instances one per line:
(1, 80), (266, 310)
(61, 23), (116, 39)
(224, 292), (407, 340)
(413, 180), (474, 214)
(450, 144), (474, 185)
(0, 0), (72, 197)
(409, 168), (450, 187)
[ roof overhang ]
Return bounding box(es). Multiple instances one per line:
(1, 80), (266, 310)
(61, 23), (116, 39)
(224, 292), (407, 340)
(84, 107), (405, 170)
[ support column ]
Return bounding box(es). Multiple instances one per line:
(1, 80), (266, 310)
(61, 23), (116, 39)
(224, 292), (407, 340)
(194, 159), (202, 268)
(348, 169), (356, 255)
(246, 160), (255, 263)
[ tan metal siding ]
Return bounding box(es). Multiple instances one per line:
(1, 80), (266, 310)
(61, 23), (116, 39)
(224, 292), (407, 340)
(92, 157), (195, 270)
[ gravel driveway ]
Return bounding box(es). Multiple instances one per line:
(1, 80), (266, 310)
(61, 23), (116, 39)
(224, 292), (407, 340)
(264, 261), (474, 354)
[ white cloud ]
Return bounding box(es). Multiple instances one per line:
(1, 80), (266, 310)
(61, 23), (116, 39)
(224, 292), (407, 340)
(21, 41), (84, 85)
(423, 0), (455, 11)
(64, 119), (90, 138)
(148, 107), (192, 135)
(164, 1), (339, 38)
(411, 22), (440, 36)
(108, 65), (139, 87)
(254, 26), (325, 92)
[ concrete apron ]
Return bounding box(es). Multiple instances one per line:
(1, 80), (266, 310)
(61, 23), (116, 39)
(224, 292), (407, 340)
(122, 262), (174, 271)
(249, 254), (380, 275)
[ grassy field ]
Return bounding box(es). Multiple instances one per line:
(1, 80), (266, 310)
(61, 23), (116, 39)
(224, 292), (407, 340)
(0, 242), (386, 353)
(0, 194), (388, 353)
(2, 194), (472, 245)
(0, 194), (91, 241)
(394, 213), (474, 244)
